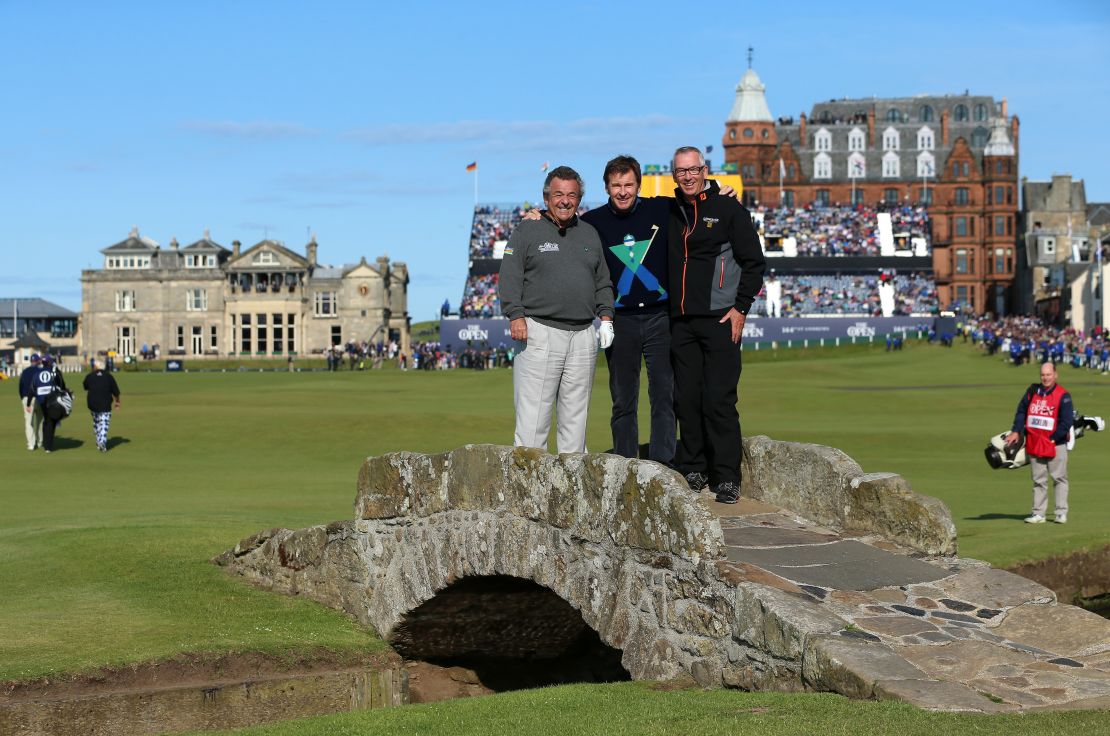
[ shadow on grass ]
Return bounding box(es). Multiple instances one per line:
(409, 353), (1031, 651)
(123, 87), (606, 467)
(52, 437), (85, 450)
(106, 437), (131, 451)
(964, 512), (1030, 521)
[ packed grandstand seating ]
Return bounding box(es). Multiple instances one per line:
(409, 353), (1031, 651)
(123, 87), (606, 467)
(751, 272), (938, 316)
(754, 204), (931, 257)
(459, 273), (501, 318)
(461, 201), (938, 318)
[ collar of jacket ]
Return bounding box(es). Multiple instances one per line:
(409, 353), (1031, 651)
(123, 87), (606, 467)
(673, 178), (721, 205)
(541, 210), (579, 231)
(606, 197), (640, 217)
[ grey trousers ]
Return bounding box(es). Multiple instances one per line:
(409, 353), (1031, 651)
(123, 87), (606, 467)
(1030, 447), (1069, 517)
(22, 398), (43, 450)
(513, 318), (597, 454)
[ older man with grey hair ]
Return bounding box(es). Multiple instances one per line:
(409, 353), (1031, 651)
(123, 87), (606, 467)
(498, 165), (616, 453)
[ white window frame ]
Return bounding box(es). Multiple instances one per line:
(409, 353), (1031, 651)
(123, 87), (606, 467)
(847, 152), (866, 179)
(848, 126), (866, 152)
(253, 251), (278, 265)
(115, 290), (136, 312)
(882, 126), (900, 151)
(814, 128), (832, 152)
(882, 151), (901, 179)
(813, 152), (832, 179)
(916, 126), (934, 151)
(314, 291), (337, 317)
(186, 288), (208, 311)
(916, 151), (936, 178)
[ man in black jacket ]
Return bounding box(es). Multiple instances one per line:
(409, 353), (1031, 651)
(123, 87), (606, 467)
(668, 146), (766, 503)
(83, 358), (121, 452)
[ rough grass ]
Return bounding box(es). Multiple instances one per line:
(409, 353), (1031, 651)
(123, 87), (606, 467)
(192, 681), (1110, 736)
(1, 341), (1108, 683)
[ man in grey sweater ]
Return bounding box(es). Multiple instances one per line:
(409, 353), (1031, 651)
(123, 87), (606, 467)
(499, 166), (616, 453)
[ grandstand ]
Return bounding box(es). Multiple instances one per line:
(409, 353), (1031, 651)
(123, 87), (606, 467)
(457, 200), (939, 320)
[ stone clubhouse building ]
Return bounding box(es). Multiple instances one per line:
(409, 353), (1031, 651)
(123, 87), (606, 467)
(80, 229), (410, 360)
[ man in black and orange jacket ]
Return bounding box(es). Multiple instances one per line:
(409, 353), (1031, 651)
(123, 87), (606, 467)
(667, 146), (766, 503)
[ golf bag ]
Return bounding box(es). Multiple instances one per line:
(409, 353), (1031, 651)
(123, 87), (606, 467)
(985, 414), (1105, 470)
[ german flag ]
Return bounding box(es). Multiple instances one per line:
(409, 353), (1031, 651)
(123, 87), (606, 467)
(465, 162), (477, 172)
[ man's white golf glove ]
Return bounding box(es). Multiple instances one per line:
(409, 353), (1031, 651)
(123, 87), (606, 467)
(598, 320), (615, 349)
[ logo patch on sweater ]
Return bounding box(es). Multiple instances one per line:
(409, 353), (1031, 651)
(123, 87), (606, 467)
(538, 242), (560, 253)
(702, 216), (720, 229)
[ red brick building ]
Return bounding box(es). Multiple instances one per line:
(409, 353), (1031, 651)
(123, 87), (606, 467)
(723, 67), (1019, 314)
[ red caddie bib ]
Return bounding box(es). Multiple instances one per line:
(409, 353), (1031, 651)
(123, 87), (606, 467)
(1025, 384), (1065, 459)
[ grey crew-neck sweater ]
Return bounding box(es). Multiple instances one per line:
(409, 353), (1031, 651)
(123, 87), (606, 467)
(498, 214), (615, 330)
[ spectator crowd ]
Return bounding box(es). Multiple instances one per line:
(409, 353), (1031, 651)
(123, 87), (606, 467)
(751, 272), (938, 316)
(970, 316), (1110, 373)
(755, 204), (931, 257)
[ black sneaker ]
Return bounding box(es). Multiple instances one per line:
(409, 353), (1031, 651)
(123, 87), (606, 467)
(684, 472), (709, 492)
(714, 481), (740, 504)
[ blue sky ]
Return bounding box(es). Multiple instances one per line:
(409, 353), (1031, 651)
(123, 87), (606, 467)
(2, 0), (1107, 320)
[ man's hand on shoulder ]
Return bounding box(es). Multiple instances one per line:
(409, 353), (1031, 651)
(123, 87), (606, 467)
(719, 183), (738, 199)
(522, 209), (542, 221)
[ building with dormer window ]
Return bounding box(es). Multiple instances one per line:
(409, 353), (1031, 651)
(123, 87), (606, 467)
(721, 65), (1020, 313)
(80, 229), (409, 359)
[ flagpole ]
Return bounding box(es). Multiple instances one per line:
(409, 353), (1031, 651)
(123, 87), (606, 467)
(474, 168), (478, 206)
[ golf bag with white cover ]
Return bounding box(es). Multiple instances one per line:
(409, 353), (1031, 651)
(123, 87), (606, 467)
(985, 413), (1105, 469)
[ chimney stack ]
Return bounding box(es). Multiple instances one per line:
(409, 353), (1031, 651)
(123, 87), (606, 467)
(866, 108), (876, 147)
(306, 234), (318, 267)
(941, 110), (950, 147)
(170, 237), (179, 250)
(232, 240), (241, 259)
(799, 112), (807, 146)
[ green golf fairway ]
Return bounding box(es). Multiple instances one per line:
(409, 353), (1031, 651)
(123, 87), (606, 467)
(2, 340), (1107, 681)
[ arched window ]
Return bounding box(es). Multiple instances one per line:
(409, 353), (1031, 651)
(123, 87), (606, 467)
(920, 105), (934, 122)
(882, 151), (900, 178)
(954, 104), (969, 122)
(814, 127), (832, 152)
(813, 152), (832, 179)
(916, 125), (935, 151)
(916, 151), (936, 178)
(974, 103), (987, 121)
(886, 108), (900, 122)
(848, 126), (866, 152)
(847, 152), (866, 178)
(971, 127), (989, 148)
(882, 126), (900, 151)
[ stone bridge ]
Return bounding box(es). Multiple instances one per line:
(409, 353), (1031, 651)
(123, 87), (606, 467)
(217, 440), (1110, 712)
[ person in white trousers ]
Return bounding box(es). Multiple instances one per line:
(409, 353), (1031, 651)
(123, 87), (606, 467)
(498, 166), (615, 453)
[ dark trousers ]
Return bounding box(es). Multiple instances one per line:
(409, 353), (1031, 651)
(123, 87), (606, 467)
(605, 310), (675, 463)
(42, 414), (60, 452)
(671, 315), (743, 485)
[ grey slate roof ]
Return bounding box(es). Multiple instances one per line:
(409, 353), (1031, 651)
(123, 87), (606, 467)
(0, 298), (78, 318)
(1023, 179), (1087, 213)
(1087, 203), (1110, 227)
(771, 93), (1009, 182)
(102, 229), (159, 253)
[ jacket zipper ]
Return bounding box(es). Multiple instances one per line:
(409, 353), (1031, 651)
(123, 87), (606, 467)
(681, 199), (697, 315)
(718, 257), (725, 288)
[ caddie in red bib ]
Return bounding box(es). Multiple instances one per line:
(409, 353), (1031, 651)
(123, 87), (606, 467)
(1004, 362), (1073, 524)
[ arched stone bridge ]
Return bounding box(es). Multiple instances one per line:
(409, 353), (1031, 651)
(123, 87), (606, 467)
(217, 442), (1110, 712)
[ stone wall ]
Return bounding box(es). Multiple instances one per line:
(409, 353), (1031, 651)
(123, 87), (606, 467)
(742, 435), (957, 556)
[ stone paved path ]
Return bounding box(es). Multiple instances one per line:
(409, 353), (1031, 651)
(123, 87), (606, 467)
(708, 496), (1110, 712)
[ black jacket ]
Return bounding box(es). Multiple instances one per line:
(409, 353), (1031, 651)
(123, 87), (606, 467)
(83, 369), (121, 413)
(668, 180), (766, 317)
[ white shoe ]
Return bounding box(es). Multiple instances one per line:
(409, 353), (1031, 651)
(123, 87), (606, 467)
(1024, 514), (1046, 524)
(1054, 515), (1067, 524)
